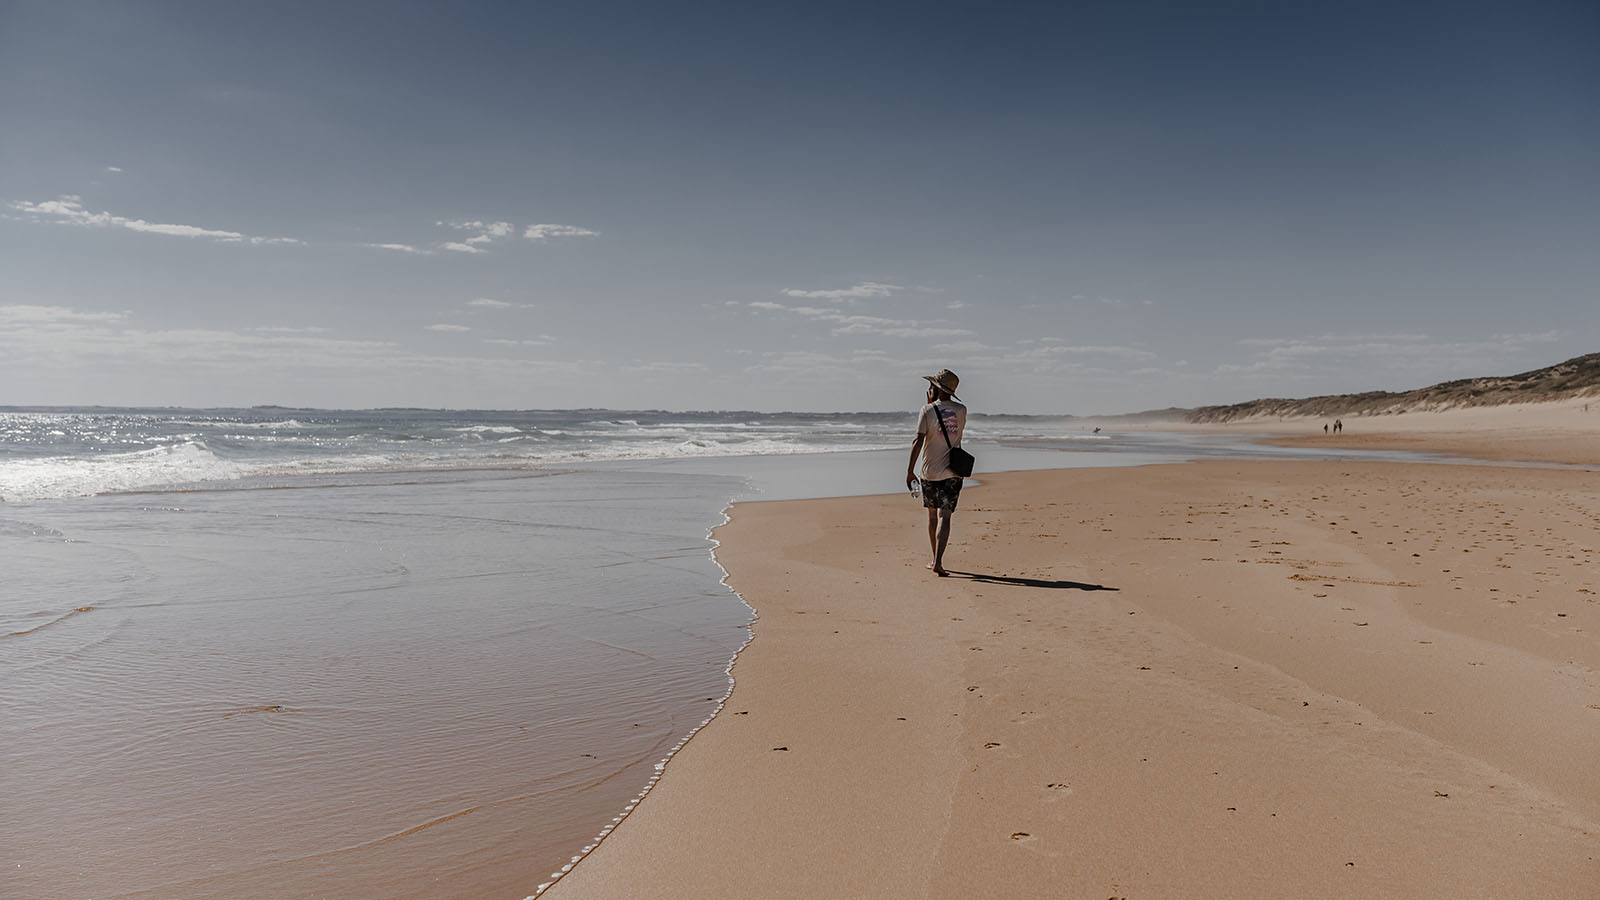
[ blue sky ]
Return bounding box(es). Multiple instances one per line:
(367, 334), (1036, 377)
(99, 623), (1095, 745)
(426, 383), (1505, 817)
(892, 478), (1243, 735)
(2, 0), (1595, 413)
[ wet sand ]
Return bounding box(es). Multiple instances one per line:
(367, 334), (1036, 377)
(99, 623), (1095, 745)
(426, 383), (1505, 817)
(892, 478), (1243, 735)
(544, 425), (1600, 897)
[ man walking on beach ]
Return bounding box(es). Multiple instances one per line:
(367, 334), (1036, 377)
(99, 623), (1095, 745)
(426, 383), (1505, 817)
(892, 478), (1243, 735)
(906, 369), (967, 576)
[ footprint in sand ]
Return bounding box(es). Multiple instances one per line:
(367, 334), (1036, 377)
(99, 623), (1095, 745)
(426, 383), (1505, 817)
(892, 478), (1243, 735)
(1043, 782), (1073, 800)
(1010, 832), (1036, 842)
(983, 741), (1002, 749)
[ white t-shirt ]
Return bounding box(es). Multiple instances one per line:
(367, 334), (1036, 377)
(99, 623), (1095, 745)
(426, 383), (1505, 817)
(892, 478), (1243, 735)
(916, 399), (967, 481)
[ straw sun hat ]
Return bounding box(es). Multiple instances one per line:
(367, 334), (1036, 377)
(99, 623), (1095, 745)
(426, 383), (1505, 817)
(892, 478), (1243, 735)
(922, 369), (960, 400)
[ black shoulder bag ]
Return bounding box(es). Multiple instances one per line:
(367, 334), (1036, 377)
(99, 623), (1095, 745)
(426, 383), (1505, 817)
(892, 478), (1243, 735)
(934, 402), (975, 478)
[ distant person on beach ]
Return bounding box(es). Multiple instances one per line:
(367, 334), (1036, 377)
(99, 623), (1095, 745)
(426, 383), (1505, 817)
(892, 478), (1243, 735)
(906, 368), (968, 576)
(1335, 418), (1343, 433)
(1324, 423), (1329, 434)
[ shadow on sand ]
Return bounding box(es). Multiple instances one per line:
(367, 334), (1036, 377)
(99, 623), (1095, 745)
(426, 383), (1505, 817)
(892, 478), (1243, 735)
(943, 570), (1119, 591)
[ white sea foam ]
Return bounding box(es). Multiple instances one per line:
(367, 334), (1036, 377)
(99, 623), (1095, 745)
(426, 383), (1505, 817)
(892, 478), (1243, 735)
(0, 438), (902, 501)
(0, 441), (247, 502)
(523, 437), (899, 466)
(169, 418), (314, 429)
(0, 442), (433, 501)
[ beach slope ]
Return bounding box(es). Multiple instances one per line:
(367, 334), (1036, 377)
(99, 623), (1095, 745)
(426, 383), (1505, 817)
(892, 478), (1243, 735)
(544, 460), (1600, 898)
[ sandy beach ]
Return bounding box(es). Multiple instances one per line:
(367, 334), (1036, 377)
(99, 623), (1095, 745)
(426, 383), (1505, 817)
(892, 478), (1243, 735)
(544, 413), (1600, 898)
(10, 4), (1598, 896)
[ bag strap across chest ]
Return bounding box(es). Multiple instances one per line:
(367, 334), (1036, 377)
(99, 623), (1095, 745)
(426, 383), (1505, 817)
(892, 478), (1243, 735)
(933, 402), (959, 448)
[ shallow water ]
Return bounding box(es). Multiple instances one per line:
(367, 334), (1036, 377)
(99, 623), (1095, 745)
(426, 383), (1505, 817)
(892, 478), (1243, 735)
(3, 468), (749, 900)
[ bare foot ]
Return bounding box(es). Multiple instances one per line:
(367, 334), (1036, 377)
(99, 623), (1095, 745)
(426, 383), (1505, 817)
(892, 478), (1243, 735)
(928, 563), (948, 576)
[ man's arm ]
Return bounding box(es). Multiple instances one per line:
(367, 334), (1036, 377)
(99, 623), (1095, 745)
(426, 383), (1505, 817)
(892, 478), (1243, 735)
(906, 433), (926, 490)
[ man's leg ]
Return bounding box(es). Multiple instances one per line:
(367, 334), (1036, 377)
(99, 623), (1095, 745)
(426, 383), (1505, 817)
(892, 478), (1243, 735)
(926, 508), (940, 569)
(932, 508), (953, 576)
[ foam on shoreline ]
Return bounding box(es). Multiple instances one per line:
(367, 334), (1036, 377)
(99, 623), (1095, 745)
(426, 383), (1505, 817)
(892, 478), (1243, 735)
(530, 501), (759, 898)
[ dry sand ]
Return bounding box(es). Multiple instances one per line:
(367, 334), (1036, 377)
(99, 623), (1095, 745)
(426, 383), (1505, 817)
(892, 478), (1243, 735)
(543, 416), (1600, 899)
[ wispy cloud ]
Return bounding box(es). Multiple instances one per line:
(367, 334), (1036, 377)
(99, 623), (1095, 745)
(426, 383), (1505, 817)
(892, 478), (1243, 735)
(781, 281), (901, 301)
(945, 340), (1160, 384)
(739, 349), (915, 387)
(436, 218), (597, 252)
(1313, 332), (1432, 343)
(0, 306), (400, 368)
(104, 166), (123, 174)
(0, 304), (129, 325)
(0, 303), (619, 411)
(362, 219), (601, 256)
(9, 195), (301, 245)
(438, 219), (515, 251)
(618, 361), (707, 376)
(1216, 342), (1338, 375)
(1024, 344), (1156, 360)
(253, 326), (329, 334)
(748, 301), (973, 339)
(468, 298), (513, 308)
(465, 221), (513, 245)
(524, 223), (599, 242)
(425, 324), (471, 332)
(1493, 330), (1564, 344)
(1070, 293), (1151, 307)
(485, 335), (557, 346)
(1216, 331), (1569, 378)
(833, 320), (973, 339)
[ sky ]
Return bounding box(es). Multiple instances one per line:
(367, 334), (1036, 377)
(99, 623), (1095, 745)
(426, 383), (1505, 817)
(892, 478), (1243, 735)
(2, 0), (1596, 414)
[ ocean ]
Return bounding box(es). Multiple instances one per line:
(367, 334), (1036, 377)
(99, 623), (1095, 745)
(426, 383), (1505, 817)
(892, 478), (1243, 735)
(0, 408), (1393, 899)
(0, 407), (1107, 502)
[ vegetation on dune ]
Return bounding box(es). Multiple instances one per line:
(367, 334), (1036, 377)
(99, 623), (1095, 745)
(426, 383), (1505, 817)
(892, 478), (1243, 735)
(1184, 353), (1600, 424)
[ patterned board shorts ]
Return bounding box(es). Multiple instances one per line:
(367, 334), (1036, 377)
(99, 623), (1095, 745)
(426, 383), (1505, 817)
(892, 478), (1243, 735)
(920, 476), (963, 511)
